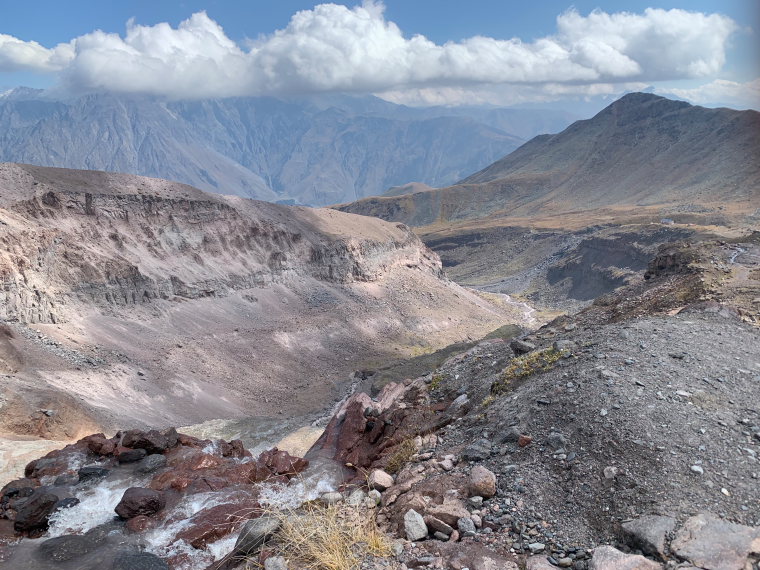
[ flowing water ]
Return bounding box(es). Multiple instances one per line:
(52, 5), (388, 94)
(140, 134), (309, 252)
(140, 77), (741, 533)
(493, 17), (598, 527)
(2, 416), (338, 570)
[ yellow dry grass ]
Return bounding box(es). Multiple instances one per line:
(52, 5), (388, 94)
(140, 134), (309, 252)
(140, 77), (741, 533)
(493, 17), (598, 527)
(259, 502), (392, 570)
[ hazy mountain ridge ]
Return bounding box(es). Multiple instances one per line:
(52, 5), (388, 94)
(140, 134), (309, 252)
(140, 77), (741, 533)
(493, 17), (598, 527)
(338, 93), (760, 226)
(0, 90), (574, 206)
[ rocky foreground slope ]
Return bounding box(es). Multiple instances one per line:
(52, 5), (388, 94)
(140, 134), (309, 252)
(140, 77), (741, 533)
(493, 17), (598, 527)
(0, 237), (757, 569)
(0, 163), (515, 445)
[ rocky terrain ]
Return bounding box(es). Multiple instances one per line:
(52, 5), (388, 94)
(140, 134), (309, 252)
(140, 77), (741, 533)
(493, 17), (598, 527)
(336, 93), (760, 313)
(0, 230), (757, 569)
(0, 163), (517, 452)
(0, 89), (574, 206)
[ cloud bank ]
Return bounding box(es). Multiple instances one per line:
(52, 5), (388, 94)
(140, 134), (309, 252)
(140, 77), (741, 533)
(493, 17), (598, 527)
(0, 1), (748, 104)
(658, 78), (760, 110)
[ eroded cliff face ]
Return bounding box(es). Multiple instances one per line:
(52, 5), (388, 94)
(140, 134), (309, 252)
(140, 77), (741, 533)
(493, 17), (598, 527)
(0, 164), (509, 439)
(0, 177), (441, 325)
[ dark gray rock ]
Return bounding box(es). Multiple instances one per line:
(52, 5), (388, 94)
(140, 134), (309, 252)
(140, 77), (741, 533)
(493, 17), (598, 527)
(53, 497), (80, 511)
(112, 551), (169, 570)
(117, 449), (148, 464)
(136, 454), (168, 474)
(14, 491), (58, 531)
(115, 488), (165, 519)
(546, 432), (567, 450)
(78, 466), (110, 482)
(461, 438), (492, 461)
(510, 338), (536, 354)
(37, 534), (95, 562)
(234, 516), (281, 555)
(122, 430), (170, 455)
(621, 515), (675, 559)
(53, 474), (80, 487)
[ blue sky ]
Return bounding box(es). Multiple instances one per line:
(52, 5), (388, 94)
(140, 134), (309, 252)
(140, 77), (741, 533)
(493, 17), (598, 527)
(1, 1), (758, 109)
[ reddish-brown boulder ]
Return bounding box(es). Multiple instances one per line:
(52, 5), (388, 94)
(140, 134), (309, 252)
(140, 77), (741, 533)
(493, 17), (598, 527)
(173, 501), (261, 548)
(83, 434), (117, 456)
(115, 488), (166, 519)
(257, 448), (308, 478)
(126, 515), (157, 533)
(121, 429), (171, 454)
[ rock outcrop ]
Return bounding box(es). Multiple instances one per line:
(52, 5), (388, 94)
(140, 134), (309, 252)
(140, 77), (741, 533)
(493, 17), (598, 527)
(0, 163), (511, 437)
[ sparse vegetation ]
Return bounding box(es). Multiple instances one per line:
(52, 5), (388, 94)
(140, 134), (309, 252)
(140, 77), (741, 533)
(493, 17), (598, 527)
(429, 372), (444, 391)
(491, 348), (564, 394)
(385, 438), (417, 474)
(261, 502), (392, 570)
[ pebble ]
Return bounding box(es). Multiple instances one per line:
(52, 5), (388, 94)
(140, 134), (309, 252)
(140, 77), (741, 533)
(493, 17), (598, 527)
(528, 542), (546, 554)
(690, 465), (704, 475)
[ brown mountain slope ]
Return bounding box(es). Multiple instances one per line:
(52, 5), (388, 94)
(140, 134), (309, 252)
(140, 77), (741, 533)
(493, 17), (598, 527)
(0, 163), (517, 443)
(336, 93), (760, 227)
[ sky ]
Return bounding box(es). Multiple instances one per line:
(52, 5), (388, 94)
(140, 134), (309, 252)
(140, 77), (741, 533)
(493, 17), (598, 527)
(1, 0), (758, 110)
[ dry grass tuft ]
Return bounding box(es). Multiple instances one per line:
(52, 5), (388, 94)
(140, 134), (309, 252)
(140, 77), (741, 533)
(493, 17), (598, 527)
(491, 348), (564, 394)
(385, 438), (417, 475)
(263, 502), (392, 570)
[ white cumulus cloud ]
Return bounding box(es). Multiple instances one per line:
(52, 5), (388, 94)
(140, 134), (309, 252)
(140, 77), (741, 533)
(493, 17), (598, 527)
(658, 78), (760, 109)
(0, 34), (73, 72)
(0, 2), (742, 101)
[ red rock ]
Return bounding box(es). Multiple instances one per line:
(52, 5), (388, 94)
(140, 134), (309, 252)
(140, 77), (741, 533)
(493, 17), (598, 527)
(83, 434), (117, 456)
(122, 429), (171, 454)
(126, 515), (157, 533)
(518, 435), (533, 447)
(188, 454), (223, 470)
(173, 501), (261, 549)
(177, 434), (206, 448)
(257, 448), (308, 478)
(219, 439), (251, 458)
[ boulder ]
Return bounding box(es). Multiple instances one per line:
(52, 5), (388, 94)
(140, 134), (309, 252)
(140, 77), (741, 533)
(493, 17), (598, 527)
(115, 488), (165, 519)
(510, 338), (536, 354)
(53, 497), (80, 512)
(233, 516), (281, 555)
(78, 466), (110, 482)
(121, 430), (170, 454)
(621, 515), (676, 559)
(37, 534), (95, 562)
(0, 478), (38, 498)
(589, 545), (662, 570)
(461, 439), (492, 462)
(13, 491), (58, 532)
(426, 499), (470, 527)
(670, 513), (760, 570)
(257, 448), (309, 478)
(117, 448), (148, 464)
(368, 469), (394, 491)
(84, 434), (117, 456)
(424, 515), (454, 536)
(173, 500), (260, 548)
(457, 517), (476, 537)
(468, 465), (497, 498)
(112, 551), (169, 570)
(136, 454), (168, 474)
(404, 509), (428, 541)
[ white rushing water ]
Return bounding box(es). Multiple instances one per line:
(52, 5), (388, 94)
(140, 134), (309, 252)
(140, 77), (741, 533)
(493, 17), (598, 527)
(15, 419), (341, 570)
(47, 475), (146, 537)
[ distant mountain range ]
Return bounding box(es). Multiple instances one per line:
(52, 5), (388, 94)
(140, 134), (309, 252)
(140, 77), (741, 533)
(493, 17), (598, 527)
(336, 93), (760, 226)
(0, 88), (574, 206)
